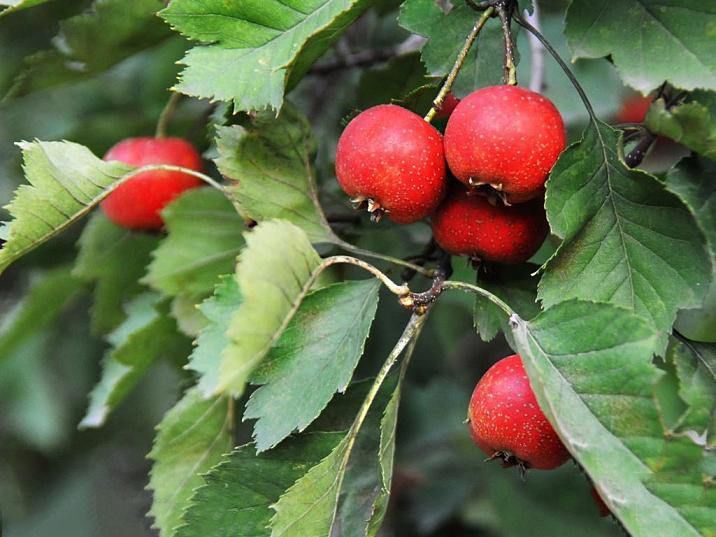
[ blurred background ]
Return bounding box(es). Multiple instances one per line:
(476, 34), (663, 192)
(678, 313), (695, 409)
(0, 0), (653, 535)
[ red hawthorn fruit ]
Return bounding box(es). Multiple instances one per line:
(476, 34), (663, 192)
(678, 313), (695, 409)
(335, 104), (447, 223)
(444, 85), (566, 203)
(590, 485), (611, 517)
(431, 188), (548, 264)
(615, 94), (652, 124)
(101, 137), (203, 230)
(468, 354), (570, 471)
(436, 93), (460, 118)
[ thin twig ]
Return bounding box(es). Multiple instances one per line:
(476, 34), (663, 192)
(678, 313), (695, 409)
(496, 3), (517, 85)
(624, 132), (657, 168)
(131, 164), (226, 192)
(524, 0), (545, 92)
(441, 280), (514, 316)
(321, 255), (411, 297)
(155, 92), (182, 138)
(335, 239), (436, 278)
(309, 35), (426, 75)
(424, 6), (495, 123)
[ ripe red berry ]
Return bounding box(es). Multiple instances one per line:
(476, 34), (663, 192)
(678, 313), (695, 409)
(444, 85), (566, 203)
(468, 354), (570, 471)
(335, 104), (446, 224)
(431, 188), (548, 264)
(436, 93), (460, 118)
(101, 137), (203, 230)
(615, 94), (651, 124)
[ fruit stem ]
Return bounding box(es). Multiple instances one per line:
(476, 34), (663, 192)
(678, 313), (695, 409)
(322, 255), (411, 297)
(155, 92), (182, 138)
(424, 6), (495, 123)
(335, 239), (436, 278)
(512, 11), (597, 122)
(441, 280), (514, 316)
(496, 2), (518, 86)
(131, 164), (227, 192)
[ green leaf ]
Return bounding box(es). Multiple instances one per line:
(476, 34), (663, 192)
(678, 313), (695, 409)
(80, 293), (191, 428)
(215, 105), (334, 243)
(511, 300), (714, 536)
(161, 0), (373, 112)
(175, 432), (342, 537)
(0, 140), (133, 276)
(189, 276), (242, 396)
(473, 265), (541, 343)
(0, 266), (84, 362)
(269, 376), (397, 537)
(148, 388), (231, 537)
(539, 122), (712, 348)
(0, 0), (50, 17)
(245, 279), (380, 452)
(74, 212), (159, 334)
(646, 93), (716, 160)
(565, 0), (716, 93)
(144, 188), (245, 299)
(399, 0), (510, 96)
(218, 220), (321, 397)
(7, 0), (172, 97)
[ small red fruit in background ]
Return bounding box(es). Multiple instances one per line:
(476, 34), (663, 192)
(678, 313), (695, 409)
(590, 485), (611, 517)
(468, 354), (570, 471)
(436, 93), (460, 118)
(101, 137), (203, 230)
(431, 188), (548, 264)
(444, 85), (566, 203)
(615, 94), (651, 124)
(335, 104), (446, 224)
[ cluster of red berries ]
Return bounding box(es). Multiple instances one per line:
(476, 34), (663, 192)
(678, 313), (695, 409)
(335, 85), (566, 264)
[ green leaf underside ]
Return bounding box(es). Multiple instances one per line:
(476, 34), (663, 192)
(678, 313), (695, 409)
(175, 432), (343, 537)
(149, 388), (231, 537)
(74, 212), (159, 334)
(144, 188), (245, 299)
(0, 266), (84, 362)
(565, 0), (716, 93)
(160, 0), (374, 112)
(189, 276), (242, 396)
(399, 0), (511, 96)
(512, 300), (715, 536)
(245, 279), (380, 452)
(270, 375), (397, 537)
(0, 141), (133, 276)
(80, 293), (190, 428)
(218, 220), (321, 397)
(473, 265), (541, 343)
(646, 93), (716, 160)
(540, 122), (711, 348)
(215, 105), (334, 243)
(7, 0), (171, 97)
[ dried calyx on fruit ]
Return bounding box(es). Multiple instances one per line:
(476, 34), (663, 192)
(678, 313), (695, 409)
(335, 104), (447, 224)
(468, 354), (570, 474)
(101, 137), (204, 230)
(431, 187), (548, 264)
(444, 85), (566, 204)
